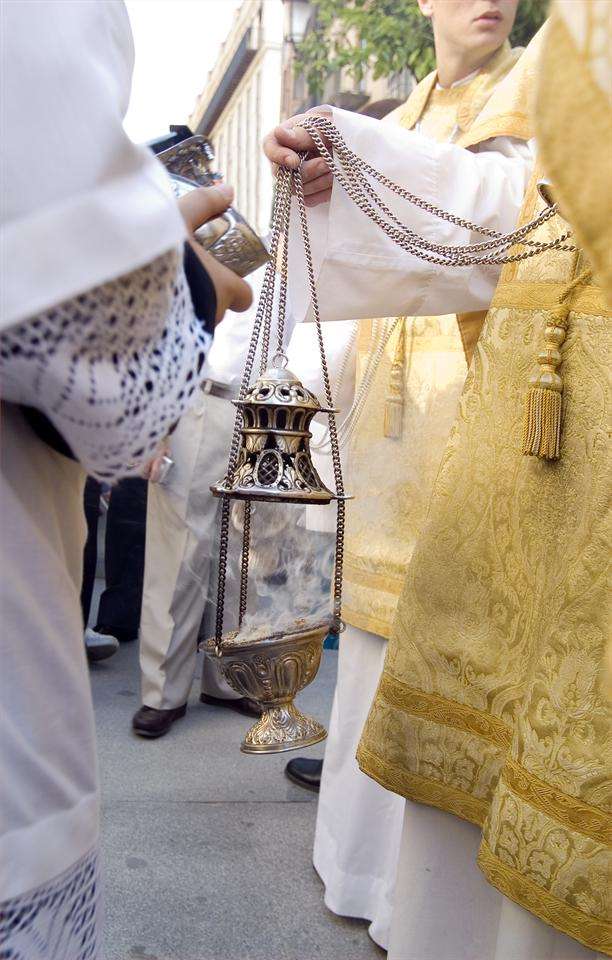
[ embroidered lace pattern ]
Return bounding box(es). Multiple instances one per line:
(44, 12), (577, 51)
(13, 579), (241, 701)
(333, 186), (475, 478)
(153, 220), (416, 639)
(0, 848), (101, 960)
(0, 249), (210, 480)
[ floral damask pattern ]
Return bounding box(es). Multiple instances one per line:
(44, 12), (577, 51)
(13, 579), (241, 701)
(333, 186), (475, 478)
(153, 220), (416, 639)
(342, 47), (526, 641)
(358, 175), (612, 953)
(343, 314), (467, 638)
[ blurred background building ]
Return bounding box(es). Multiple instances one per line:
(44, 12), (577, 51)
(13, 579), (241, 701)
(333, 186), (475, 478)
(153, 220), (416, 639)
(189, 0), (411, 233)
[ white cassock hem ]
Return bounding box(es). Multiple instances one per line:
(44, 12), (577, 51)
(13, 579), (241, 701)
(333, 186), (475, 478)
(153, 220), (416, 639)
(388, 799), (602, 960)
(313, 625), (405, 950)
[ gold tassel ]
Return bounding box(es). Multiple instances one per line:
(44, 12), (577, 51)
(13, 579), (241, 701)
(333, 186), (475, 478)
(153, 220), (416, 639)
(522, 268), (591, 461)
(384, 321), (406, 439)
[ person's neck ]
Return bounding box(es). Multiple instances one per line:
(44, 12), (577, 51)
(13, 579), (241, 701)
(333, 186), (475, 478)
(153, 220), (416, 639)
(434, 40), (502, 88)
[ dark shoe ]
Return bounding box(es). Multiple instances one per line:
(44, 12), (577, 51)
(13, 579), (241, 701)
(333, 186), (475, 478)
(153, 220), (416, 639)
(285, 757), (323, 793)
(132, 704), (187, 739)
(200, 693), (262, 718)
(85, 628), (119, 662)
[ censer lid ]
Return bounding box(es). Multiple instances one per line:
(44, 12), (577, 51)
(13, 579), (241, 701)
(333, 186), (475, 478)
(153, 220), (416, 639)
(236, 355), (336, 414)
(211, 354), (337, 504)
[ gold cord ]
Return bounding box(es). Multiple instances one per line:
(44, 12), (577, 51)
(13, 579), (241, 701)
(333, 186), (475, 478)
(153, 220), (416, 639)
(383, 321), (406, 439)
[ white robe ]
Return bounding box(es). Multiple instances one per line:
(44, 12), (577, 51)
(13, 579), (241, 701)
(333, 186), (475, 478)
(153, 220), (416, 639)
(287, 108), (599, 959)
(0, 4), (211, 941)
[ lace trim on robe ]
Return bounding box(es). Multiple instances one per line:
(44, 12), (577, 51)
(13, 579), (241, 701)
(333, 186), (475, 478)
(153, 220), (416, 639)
(0, 248), (210, 481)
(0, 847), (101, 960)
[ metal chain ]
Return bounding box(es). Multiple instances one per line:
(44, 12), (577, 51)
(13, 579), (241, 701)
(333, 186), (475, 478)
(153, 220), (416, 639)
(214, 497), (231, 650)
(296, 116), (573, 266)
(274, 185), (291, 359)
(329, 125), (574, 255)
(292, 166), (346, 629)
(214, 171), (291, 646)
(238, 500), (251, 626)
(260, 166), (292, 371)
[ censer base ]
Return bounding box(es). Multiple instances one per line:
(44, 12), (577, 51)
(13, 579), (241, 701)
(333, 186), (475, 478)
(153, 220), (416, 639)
(241, 702), (327, 755)
(204, 620), (330, 754)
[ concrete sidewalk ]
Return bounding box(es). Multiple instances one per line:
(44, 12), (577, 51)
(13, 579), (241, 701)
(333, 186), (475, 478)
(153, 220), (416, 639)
(90, 641), (383, 960)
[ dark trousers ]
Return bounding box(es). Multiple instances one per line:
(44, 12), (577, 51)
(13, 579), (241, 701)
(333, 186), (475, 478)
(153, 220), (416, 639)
(81, 476), (147, 641)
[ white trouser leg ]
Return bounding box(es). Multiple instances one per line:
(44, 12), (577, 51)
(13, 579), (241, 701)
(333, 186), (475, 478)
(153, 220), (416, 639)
(388, 803), (601, 960)
(313, 624), (405, 950)
(493, 897), (603, 960)
(388, 803), (503, 960)
(139, 392), (239, 709)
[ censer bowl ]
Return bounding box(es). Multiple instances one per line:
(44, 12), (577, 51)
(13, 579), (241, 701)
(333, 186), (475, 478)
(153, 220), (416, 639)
(203, 621), (329, 754)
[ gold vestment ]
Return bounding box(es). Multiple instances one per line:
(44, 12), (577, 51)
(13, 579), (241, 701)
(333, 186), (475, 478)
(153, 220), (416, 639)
(343, 42), (526, 639)
(535, 0), (612, 308)
(357, 154), (612, 959)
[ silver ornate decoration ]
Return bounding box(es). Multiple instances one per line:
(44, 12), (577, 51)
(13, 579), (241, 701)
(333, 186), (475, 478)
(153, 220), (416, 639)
(159, 136), (269, 278)
(211, 354), (336, 505)
(207, 622), (328, 754)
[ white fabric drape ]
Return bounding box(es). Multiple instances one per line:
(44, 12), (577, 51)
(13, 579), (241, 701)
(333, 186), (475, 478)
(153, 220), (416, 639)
(0, 0), (209, 923)
(0, 405), (95, 900)
(389, 804), (604, 960)
(287, 108), (533, 325)
(313, 626), (405, 949)
(1, 0), (185, 330)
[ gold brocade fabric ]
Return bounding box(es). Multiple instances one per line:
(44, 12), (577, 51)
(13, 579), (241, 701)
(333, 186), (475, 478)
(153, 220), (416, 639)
(343, 315), (468, 637)
(342, 45), (525, 639)
(396, 40), (522, 137)
(358, 173), (612, 954)
(535, 0), (612, 308)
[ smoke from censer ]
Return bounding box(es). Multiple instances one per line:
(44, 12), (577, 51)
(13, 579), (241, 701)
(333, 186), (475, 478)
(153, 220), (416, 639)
(229, 501), (335, 642)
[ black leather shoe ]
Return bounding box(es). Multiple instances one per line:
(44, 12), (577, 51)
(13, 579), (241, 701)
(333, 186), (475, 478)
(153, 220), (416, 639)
(200, 693), (262, 718)
(285, 757), (323, 792)
(132, 704), (187, 739)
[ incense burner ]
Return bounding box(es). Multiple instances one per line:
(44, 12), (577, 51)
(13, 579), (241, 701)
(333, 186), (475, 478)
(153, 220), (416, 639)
(205, 621), (329, 754)
(212, 358), (336, 505)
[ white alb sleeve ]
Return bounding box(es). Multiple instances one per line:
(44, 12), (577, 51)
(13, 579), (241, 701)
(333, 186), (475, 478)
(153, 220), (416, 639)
(287, 108), (534, 324)
(0, 248), (211, 481)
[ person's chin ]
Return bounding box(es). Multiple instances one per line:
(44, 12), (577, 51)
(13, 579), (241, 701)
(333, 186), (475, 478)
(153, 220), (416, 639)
(473, 20), (506, 42)
(471, 27), (506, 57)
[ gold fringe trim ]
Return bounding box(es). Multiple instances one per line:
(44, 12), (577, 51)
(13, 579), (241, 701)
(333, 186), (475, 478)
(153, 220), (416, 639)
(478, 841), (612, 956)
(522, 385), (562, 460)
(503, 757), (612, 846)
(383, 399), (403, 439)
(379, 674), (512, 749)
(522, 267), (592, 461)
(356, 743), (488, 827)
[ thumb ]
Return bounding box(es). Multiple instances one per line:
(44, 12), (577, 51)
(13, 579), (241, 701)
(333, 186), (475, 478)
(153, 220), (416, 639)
(178, 184), (234, 233)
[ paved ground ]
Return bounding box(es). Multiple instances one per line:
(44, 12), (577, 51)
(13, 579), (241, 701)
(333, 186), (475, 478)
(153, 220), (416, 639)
(90, 637), (383, 960)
